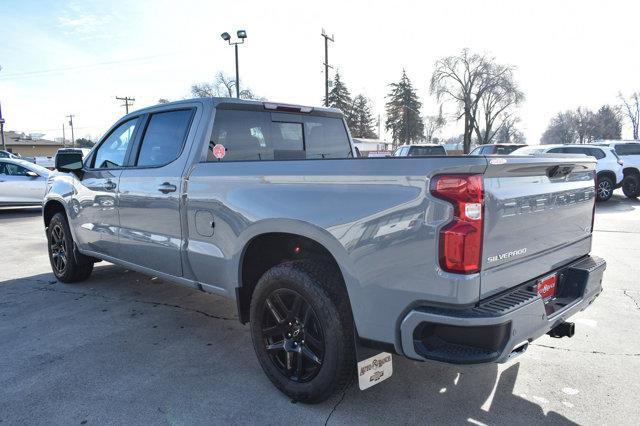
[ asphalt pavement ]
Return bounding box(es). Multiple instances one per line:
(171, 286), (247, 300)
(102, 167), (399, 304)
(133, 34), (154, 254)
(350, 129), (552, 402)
(0, 192), (639, 425)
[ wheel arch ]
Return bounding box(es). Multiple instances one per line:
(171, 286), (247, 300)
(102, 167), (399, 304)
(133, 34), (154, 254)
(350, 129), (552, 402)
(623, 167), (640, 177)
(234, 222), (357, 325)
(596, 170), (616, 183)
(43, 199), (66, 228)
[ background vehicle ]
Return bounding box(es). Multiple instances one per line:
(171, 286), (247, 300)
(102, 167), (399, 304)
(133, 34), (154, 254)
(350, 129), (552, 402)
(44, 98), (604, 403)
(392, 143), (446, 156)
(34, 156), (55, 170)
(511, 144), (623, 202)
(469, 143), (527, 155)
(0, 158), (50, 205)
(0, 150), (35, 163)
(594, 141), (640, 198)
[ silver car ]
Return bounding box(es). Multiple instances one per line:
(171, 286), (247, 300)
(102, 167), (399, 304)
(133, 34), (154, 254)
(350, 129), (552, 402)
(0, 158), (50, 206)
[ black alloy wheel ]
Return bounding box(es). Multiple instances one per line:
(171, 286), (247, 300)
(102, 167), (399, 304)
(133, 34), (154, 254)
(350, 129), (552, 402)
(49, 223), (68, 275)
(262, 288), (325, 383)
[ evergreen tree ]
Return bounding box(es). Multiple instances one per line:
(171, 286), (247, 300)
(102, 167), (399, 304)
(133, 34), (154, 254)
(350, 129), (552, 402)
(350, 95), (377, 139)
(325, 70), (354, 126)
(385, 70), (424, 146)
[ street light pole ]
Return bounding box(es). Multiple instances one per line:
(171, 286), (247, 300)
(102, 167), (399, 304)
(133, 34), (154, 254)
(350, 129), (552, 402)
(221, 30), (247, 98)
(235, 43), (240, 99)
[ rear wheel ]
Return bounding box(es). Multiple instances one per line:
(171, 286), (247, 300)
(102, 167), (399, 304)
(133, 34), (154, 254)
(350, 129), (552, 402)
(622, 174), (640, 199)
(46, 213), (94, 283)
(249, 260), (355, 403)
(596, 175), (614, 202)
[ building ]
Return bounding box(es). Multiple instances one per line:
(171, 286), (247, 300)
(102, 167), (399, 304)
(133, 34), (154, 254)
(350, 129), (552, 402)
(352, 138), (393, 157)
(2, 131), (65, 157)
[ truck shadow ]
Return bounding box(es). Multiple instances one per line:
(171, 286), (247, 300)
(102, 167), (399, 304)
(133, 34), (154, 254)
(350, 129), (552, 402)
(0, 265), (576, 425)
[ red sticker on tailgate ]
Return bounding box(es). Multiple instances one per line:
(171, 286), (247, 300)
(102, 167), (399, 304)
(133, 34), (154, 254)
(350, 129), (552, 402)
(537, 274), (557, 300)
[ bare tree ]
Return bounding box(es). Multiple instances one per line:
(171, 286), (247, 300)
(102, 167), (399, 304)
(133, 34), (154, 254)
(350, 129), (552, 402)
(191, 71), (263, 100)
(423, 105), (446, 143)
(496, 117), (526, 144)
(430, 49), (514, 153)
(472, 65), (524, 144)
(619, 92), (640, 140)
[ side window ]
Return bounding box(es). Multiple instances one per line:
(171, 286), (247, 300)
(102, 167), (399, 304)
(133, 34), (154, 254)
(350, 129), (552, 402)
(304, 116), (350, 159)
(136, 109), (193, 167)
(588, 148), (605, 159)
(93, 118), (138, 169)
(615, 144), (640, 155)
(0, 162), (6, 174)
(393, 148), (403, 157)
(4, 163), (29, 176)
(547, 148), (565, 153)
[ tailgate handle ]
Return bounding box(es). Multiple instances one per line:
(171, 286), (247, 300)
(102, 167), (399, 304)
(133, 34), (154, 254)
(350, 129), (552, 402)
(547, 165), (574, 179)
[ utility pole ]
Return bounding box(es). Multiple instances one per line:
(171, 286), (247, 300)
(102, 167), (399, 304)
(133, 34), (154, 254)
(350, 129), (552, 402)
(62, 123), (66, 148)
(67, 114), (75, 148)
(0, 101), (6, 151)
(321, 29), (334, 107)
(116, 96), (135, 114)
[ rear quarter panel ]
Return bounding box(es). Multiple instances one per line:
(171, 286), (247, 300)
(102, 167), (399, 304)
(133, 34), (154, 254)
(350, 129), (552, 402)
(185, 156), (487, 345)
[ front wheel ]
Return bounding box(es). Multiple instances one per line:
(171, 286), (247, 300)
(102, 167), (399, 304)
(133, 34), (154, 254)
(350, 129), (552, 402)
(46, 212), (94, 283)
(249, 260), (355, 403)
(596, 175), (614, 202)
(622, 174), (640, 199)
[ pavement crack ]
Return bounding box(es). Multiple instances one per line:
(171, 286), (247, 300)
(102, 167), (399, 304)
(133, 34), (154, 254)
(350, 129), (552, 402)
(623, 290), (640, 310)
(324, 379), (352, 426)
(533, 343), (640, 357)
(35, 286), (235, 321)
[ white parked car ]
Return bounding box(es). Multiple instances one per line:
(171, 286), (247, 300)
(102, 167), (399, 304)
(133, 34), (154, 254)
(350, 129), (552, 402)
(0, 158), (51, 206)
(594, 141), (640, 198)
(511, 144), (623, 202)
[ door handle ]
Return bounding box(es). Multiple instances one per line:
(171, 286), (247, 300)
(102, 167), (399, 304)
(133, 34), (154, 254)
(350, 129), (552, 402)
(158, 182), (177, 194)
(103, 180), (117, 190)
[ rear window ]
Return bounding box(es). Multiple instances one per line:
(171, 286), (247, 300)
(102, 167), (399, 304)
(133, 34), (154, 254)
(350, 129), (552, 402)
(614, 144), (640, 156)
(208, 109), (351, 162)
(408, 146), (446, 156)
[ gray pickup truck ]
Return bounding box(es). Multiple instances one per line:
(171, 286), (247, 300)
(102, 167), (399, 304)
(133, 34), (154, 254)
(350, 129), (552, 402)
(44, 98), (605, 403)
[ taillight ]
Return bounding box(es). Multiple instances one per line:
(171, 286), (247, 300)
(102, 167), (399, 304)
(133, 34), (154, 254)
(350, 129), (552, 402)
(430, 174), (484, 274)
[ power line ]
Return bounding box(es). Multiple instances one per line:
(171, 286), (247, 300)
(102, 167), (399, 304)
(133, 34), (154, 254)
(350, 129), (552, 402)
(67, 114), (75, 147)
(0, 53), (175, 81)
(116, 96), (135, 114)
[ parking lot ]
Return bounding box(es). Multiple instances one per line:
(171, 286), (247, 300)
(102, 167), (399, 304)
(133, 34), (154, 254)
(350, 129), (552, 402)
(0, 193), (639, 425)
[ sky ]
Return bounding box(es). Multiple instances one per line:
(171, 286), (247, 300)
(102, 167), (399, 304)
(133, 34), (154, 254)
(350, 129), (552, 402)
(1, 0), (639, 144)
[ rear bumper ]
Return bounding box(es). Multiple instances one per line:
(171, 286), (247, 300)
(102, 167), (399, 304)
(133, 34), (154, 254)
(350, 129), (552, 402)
(399, 255), (605, 364)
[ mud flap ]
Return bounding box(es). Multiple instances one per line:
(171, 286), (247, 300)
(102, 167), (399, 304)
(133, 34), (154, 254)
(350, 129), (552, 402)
(354, 331), (393, 390)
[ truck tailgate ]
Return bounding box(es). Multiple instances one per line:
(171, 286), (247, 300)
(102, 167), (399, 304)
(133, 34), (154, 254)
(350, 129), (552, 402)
(480, 155), (596, 298)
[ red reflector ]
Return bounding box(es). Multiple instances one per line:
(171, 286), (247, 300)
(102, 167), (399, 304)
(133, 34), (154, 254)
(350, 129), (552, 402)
(430, 174), (484, 274)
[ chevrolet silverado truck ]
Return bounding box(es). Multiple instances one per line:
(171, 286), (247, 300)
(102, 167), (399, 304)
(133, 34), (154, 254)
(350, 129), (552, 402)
(44, 98), (606, 403)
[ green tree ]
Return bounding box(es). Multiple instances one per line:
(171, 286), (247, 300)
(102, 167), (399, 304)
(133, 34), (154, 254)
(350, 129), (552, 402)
(74, 138), (94, 148)
(350, 95), (377, 139)
(325, 70), (354, 125)
(385, 70), (424, 146)
(592, 105), (622, 140)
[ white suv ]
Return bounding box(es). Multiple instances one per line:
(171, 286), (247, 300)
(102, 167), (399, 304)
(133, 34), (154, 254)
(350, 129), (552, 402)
(594, 141), (640, 198)
(511, 144), (624, 202)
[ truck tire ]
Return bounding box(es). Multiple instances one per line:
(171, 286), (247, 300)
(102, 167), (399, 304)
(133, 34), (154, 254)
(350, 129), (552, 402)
(622, 174), (640, 199)
(596, 175), (614, 202)
(46, 212), (94, 283)
(249, 260), (355, 403)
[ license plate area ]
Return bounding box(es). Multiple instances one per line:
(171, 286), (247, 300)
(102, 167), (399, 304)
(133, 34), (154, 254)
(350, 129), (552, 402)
(536, 273), (557, 301)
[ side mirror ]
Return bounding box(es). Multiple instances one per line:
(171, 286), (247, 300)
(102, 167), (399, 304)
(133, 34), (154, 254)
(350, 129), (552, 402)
(26, 171), (39, 178)
(55, 152), (84, 174)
